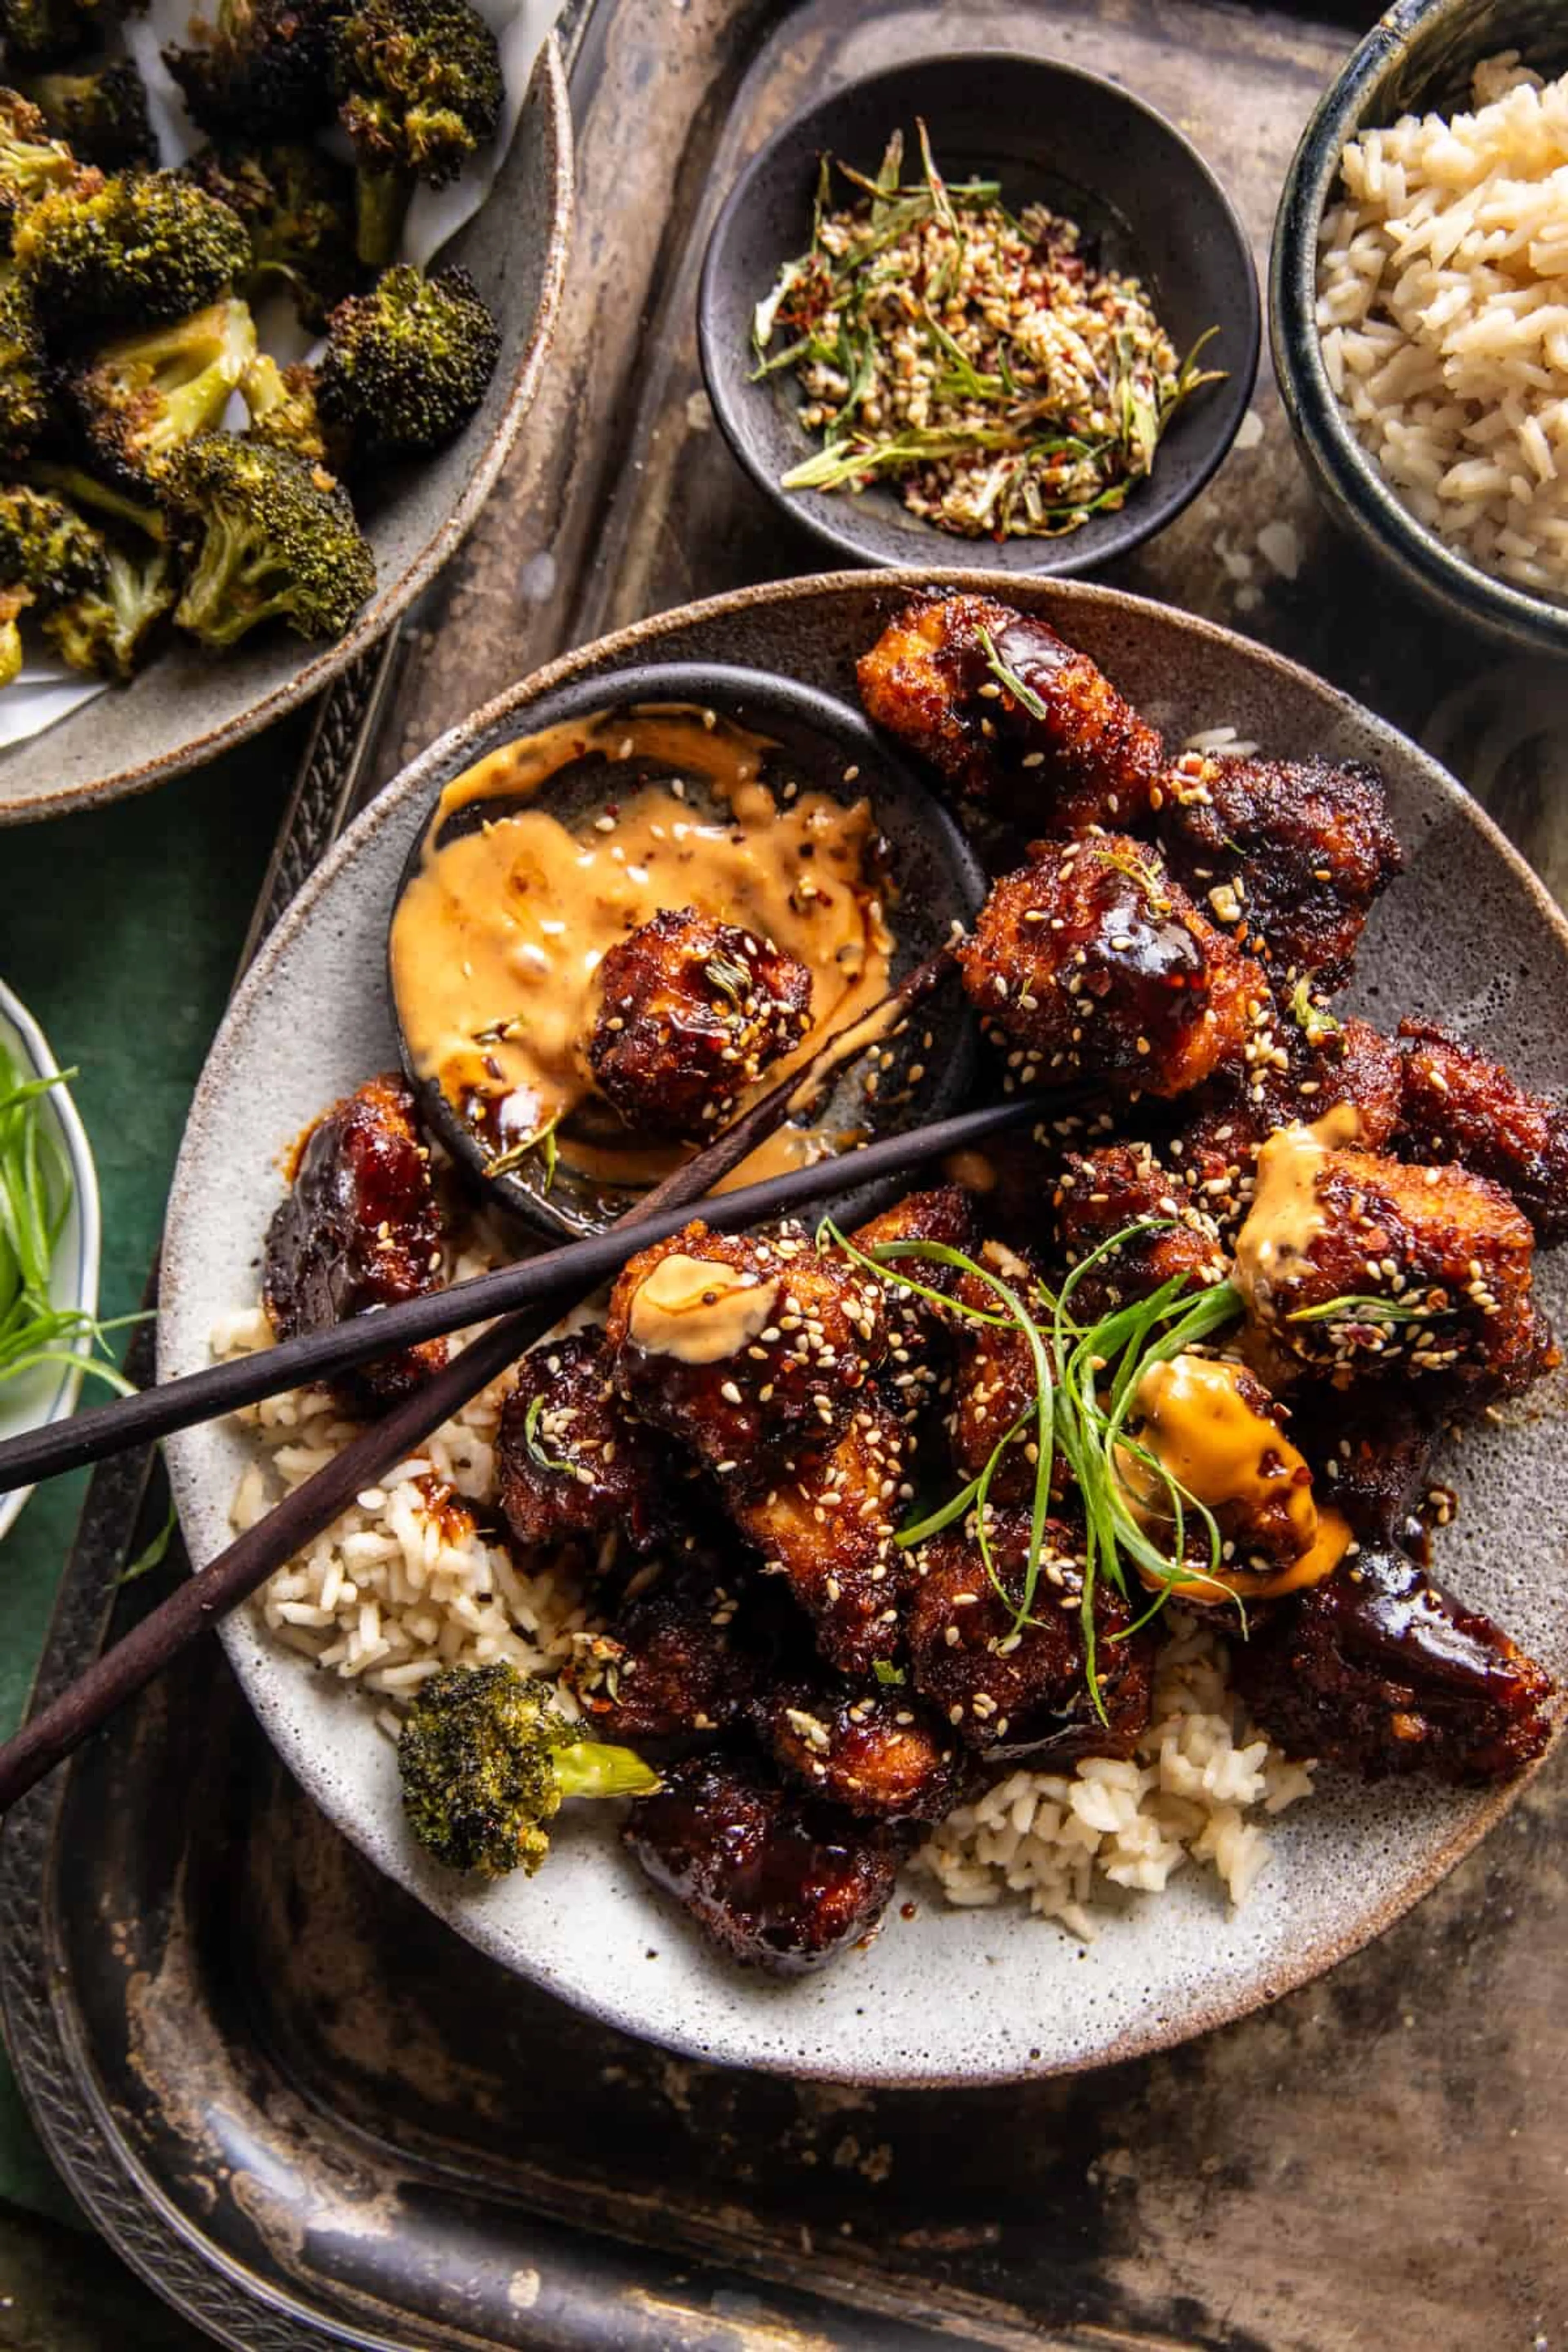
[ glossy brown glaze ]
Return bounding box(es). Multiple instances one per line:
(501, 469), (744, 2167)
(753, 1679), (964, 1822)
(494, 1331), (676, 1561)
(1397, 1018), (1568, 1245)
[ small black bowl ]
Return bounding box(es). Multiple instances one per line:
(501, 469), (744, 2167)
(697, 51), (1259, 576)
(388, 661), (988, 1241)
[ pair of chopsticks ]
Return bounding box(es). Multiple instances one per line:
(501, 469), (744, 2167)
(0, 952), (1051, 1810)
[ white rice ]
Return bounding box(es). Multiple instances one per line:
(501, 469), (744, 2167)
(1316, 53), (1568, 597)
(218, 1255), (1315, 1929)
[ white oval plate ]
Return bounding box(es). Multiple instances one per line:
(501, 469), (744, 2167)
(160, 572), (1568, 2085)
(0, 980), (101, 1545)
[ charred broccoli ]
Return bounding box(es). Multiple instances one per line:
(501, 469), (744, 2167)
(330, 0), (502, 265)
(185, 142), (361, 327)
(0, 264), (50, 457)
(167, 431), (374, 646)
(42, 531), (172, 675)
(317, 262), (498, 463)
(0, 481), (107, 607)
(0, 87), (76, 248)
(240, 350), (327, 461)
(20, 60), (155, 168)
(0, 0), (130, 69)
(162, 0), (338, 140)
(24, 456), (166, 537)
(399, 1662), (661, 1880)
(68, 295), (257, 484)
(13, 168), (251, 336)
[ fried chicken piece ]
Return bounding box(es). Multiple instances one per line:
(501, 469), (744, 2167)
(606, 1221), (887, 1490)
(957, 835), (1268, 1101)
(945, 1242), (1055, 1508)
(1235, 1132), (1554, 1398)
(1232, 1547), (1558, 1784)
(1287, 1382), (1445, 1547)
(906, 1513), (1154, 1762)
(1051, 1141), (1226, 1318)
(856, 593), (1165, 834)
(262, 1071), (447, 1412)
(849, 1184), (980, 1426)
(754, 1679), (964, 1821)
(1396, 1020), (1568, 1246)
(1156, 751), (1401, 989)
(587, 907), (812, 1142)
(730, 1399), (912, 1674)
(1169, 1013), (1407, 1238)
(567, 1552), (764, 1742)
(495, 1332), (675, 1562)
(624, 1750), (902, 1972)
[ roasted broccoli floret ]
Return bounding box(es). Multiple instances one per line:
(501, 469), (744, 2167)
(163, 0), (337, 140)
(0, 480), (107, 606)
(399, 1662), (662, 1880)
(0, 0), (131, 69)
(13, 168), (251, 336)
(240, 349), (327, 461)
(185, 141), (360, 327)
(329, 0), (502, 265)
(20, 60), (155, 168)
(167, 431), (374, 646)
(23, 455), (166, 536)
(0, 263), (51, 456)
(317, 262), (498, 463)
(0, 584), (28, 686)
(41, 530), (172, 675)
(0, 87), (76, 248)
(68, 295), (256, 486)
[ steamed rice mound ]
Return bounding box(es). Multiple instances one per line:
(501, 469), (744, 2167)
(1316, 53), (1568, 598)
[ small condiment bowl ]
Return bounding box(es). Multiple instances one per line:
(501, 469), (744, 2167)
(1271, 0), (1568, 655)
(697, 52), (1259, 575)
(0, 979), (100, 1546)
(388, 661), (987, 1241)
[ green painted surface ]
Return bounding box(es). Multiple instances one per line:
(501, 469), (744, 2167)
(0, 723), (304, 2228)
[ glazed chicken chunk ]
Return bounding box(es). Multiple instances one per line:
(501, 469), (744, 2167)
(1156, 751), (1401, 989)
(1052, 1141), (1226, 1318)
(1232, 1547), (1558, 1784)
(588, 906), (812, 1141)
(857, 593), (1165, 834)
(496, 1331), (675, 1562)
(567, 1552), (763, 1742)
(906, 1513), (1154, 1762)
(729, 1399), (913, 1675)
(1235, 1128), (1554, 1397)
(262, 1071), (447, 1413)
(957, 834), (1268, 1100)
(753, 1680), (964, 1822)
(624, 1750), (902, 1972)
(1396, 1019), (1568, 1245)
(606, 1221), (888, 1486)
(944, 1243), (1058, 1508)
(849, 1184), (981, 1427)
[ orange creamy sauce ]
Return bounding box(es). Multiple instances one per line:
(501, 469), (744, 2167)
(388, 708), (895, 1190)
(1120, 1351), (1351, 1600)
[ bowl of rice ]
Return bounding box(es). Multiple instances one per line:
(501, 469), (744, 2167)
(1272, 0), (1568, 652)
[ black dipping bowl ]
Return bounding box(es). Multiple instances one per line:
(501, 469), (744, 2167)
(698, 52), (1260, 576)
(389, 662), (987, 1242)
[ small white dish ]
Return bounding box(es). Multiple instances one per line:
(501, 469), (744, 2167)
(0, 980), (102, 1545)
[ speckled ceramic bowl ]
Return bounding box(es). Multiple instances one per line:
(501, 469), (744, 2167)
(388, 659), (986, 1240)
(698, 54), (1259, 575)
(1272, 0), (1568, 655)
(160, 571), (1568, 2087)
(0, 36), (573, 826)
(0, 980), (99, 1546)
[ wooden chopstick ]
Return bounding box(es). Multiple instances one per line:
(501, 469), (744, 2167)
(0, 949), (960, 1497)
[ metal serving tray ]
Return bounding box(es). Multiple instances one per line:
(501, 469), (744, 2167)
(5, 2), (1568, 2345)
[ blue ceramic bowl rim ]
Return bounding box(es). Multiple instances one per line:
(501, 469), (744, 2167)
(697, 49), (1261, 576)
(1270, 0), (1568, 653)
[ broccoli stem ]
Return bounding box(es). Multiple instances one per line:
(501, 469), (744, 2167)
(354, 166), (411, 268)
(0, 617), (22, 691)
(554, 1741), (664, 1803)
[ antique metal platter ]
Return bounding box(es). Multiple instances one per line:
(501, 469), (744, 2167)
(4, 0), (1567, 2346)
